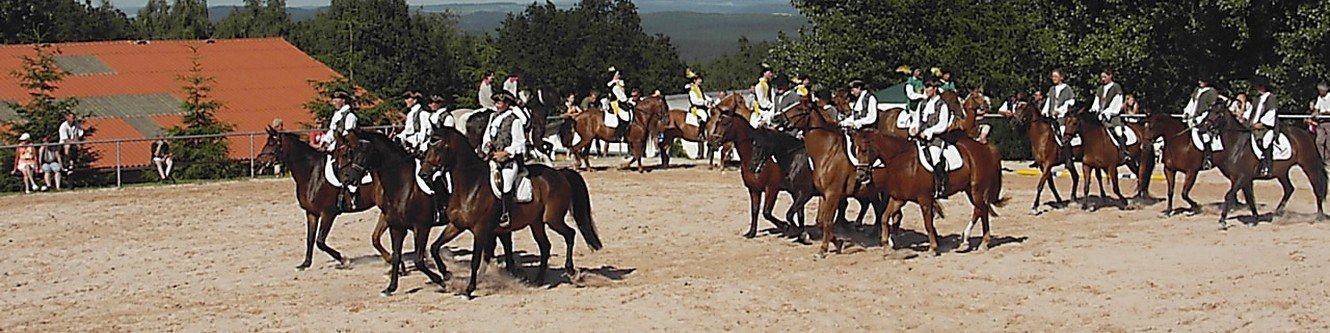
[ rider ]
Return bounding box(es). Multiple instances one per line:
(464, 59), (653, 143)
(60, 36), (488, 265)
(428, 94), (455, 129)
(1306, 84), (1330, 159)
(1243, 78), (1279, 177)
(1089, 69), (1129, 160)
(840, 80), (879, 131)
(1183, 77), (1220, 169)
(1042, 68), (1076, 144)
(686, 68), (716, 133)
(478, 71), (496, 111)
(750, 63), (775, 129)
(394, 91), (429, 155)
(911, 78), (954, 198)
(319, 89), (359, 211)
(794, 75), (815, 102)
(608, 67), (633, 141)
(503, 72), (520, 97)
(939, 69), (957, 93)
(771, 76), (800, 129)
(481, 91), (528, 227)
(905, 67), (926, 110)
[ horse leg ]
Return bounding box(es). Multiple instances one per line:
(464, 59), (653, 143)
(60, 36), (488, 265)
(1032, 170), (1051, 214)
(1081, 163), (1093, 210)
(745, 190), (761, 238)
(543, 217), (578, 279)
(920, 197), (940, 256)
(1243, 183), (1260, 223)
(1218, 180), (1243, 230)
(959, 191), (983, 253)
(463, 224), (496, 299)
(1273, 174), (1295, 216)
(382, 227), (406, 296)
(529, 225), (553, 285)
(761, 186), (785, 229)
(314, 213), (347, 268)
(1164, 170), (1178, 215)
(297, 213), (318, 270)
(1095, 168), (1107, 200)
(1106, 167), (1128, 209)
(372, 214), (390, 265)
(880, 198), (907, 251)
(1181, 170), (1201, 215)
(413, 225), (444, 287)
(430, 224), (463, 280)
(815, 194), (842, 257)
(497, 232), (518, 277)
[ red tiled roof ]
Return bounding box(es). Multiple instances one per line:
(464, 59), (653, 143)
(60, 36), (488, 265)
(0, 38), (340, 168)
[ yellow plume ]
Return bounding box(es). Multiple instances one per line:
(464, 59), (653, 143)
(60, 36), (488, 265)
(895, 65), (912, 74)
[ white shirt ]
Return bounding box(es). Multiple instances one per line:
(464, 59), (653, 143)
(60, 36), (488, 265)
(1183, 87), (1213, 120)
(58, 120), (83, 143)
(609, 79), (628, 102)
(905, 80), (925, 101)
(481, 108), (527, 156)
(396, 104), (426, 142)
(432, 107), (456, 129)
(478, 81), (496, 110)
(687, 84), (712, 108)
(914, 95), (951, 139)
(1092, 82), (1123, 120)
(1245, 92), (1277, 127)
(839, 92), (879, 129)
(1314, 93), (1330, 115)
(320, 105), (358, 146)
(1042, 83), (1074, 118)
(753, 78), (773, 110)
(503, 79), (519, 96)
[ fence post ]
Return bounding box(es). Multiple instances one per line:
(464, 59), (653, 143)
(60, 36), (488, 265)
(248, 133), (255, 178)
(115, 141), (122, 187)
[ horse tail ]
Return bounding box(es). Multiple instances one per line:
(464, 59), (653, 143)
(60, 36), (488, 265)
(558, 114), (576, 147)
(932, 201), (946, 219)
(560, 169), (602, 250)
(1301, 132), (1328, 207)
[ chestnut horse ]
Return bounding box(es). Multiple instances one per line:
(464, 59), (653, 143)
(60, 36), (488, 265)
(1007, 99), (1082, 213)
(255, 128), (387, 270)
(419, 128), (602, 298)
(851, 130), (1006, 255)
(560, 96), (665, 172)
(1195, 107), (1327, 229)
(1062, 109), (1153, 210)
(705, 110), (800, 238)
(656, 108), (730, 169)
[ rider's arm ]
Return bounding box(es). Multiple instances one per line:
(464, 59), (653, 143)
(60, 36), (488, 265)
(850, 96), (879, 128)
(1102, 94), (1123, 118)
(506, 118), (527, 156)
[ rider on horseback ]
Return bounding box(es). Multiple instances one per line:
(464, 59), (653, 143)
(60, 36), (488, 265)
(687, 68), (714, 136)
(840, 80), (879, 181)
(427, 94), (454, 225)
(1090, 69), (1130, 160)
(1243, 78), (1279, 177)
(910, 78), (954, 199)
(750, 64), (776, 129)
(321, 89), (359, 212)
(482, 91), (528, 228)
(608, 67), (633, 142)
(478, 71), (496, 111)
(394, 91), (430, 156)
(1183, 77), (1220, 169)
(1043, 68), (1076, 147)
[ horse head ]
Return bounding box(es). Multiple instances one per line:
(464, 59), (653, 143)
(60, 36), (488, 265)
(1196, 99), (1237, 134)
(707, 109), (740, 146)
(256, 126), (284, 168)
(419, 128), (474, 180)
(963, 88), (990, 115)
(333, 130), (375, 187)
(1063, 107), (1094, 138)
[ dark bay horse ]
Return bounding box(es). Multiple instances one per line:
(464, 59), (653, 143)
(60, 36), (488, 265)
(705, 110), (796, 238)
(333, 130), (445, 296)
(255, 127), (387, 270)
(1062, 110), (1153, 210)
(1008, 99), (1082, 214)
(852, 131), (1006, 255)
(420, 128), (602, 298)
(1196, 108), (1327, 229)
(656, 108), (729, 169)
(1144, 106), (1241, 215)
(559, 96), (664, 172)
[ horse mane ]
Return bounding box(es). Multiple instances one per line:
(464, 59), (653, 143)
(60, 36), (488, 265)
(278, 131), (320, 161)
(349, 129), (412, 164)
(862, 130), (912, 158)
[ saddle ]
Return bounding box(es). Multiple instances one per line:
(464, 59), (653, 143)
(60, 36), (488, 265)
(895, 111), (912, 129)
(1107, 126), (1139, 146)
(685, 108), (703, 127)
(489, 165), (534, 203)
(916, 142), (963, 172)
(1250, 130), (1293, 161)
(603, 108), (620, 129)
(1190, 128), (1225, 151)
(843, 133), (885, 168)
(323, 156), (373, 188)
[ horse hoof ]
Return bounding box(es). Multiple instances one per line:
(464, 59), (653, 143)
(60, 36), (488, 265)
(295, 264), (310, 271)
(1028, 209), (1042, 216)
(380, 290), (394, 297)
(743, 232), (757, 239)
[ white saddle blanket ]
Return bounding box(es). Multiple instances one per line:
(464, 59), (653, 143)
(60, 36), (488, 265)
(413, 160), (454, 195)
(844, 135), (885, 168)
(895, 111), (911, 129)
(685, 111), (701, 127)
(1110, 126), (1139, 146)
(324, 156), (373, 188)
(917, 144), (964, 172)
(603, 109), (619, 129)
(489, 168), (534, 203)
(1251, 131), (1293, 161)
(1190, 129), (1224, 151)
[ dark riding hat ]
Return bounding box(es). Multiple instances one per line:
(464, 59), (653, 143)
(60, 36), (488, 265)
(847, 80), (867, 90)
(401, 91), (423, 100)
(330, 89), (353, 101)
(924, 78), (943, 88)
(760, 63), (773, 75)
(427, 94), (446, 105)
(1251, 76), (1273, 91)
(491, 91), (520, 104)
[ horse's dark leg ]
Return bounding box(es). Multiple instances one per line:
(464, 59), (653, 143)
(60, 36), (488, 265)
(314, 213), (346, 267)
(1096, 168), (1107, 200)
(1181, 170), (1201, 215)
(1243, 183), (1260, 222)
(1218, 180), (1243, 230)
(880, 198), (907, 251)
(1081, 163), (1093, 210)
(496, 232), (518, 277)
(744, 190), (761, 238)
(543, 218), (578, 278)
(761, 187), (784, 229)
(529, 225), (553, 285)
(1046, 167), (1065, 203)
(920, 197), (940, 256)
(463, 224), (496, 299)
(1106, 167), (1128, 209)
(1164, 170), (1178, 215)
(413, 225), (444, 286)
(658, 133), (672, 168)
(1032, 169), (1052, 214)
(372, 214), (390, 265)
(382, 227), (405, 296)
(852, 198), (871, 226)
(297, 212), (318, 270)
(1275, 174), (1295, 216)
(429, 224), (462, 281)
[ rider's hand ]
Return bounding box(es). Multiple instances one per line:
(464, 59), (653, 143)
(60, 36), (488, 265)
(493, 150), (510, 161)
(1253, 123), (1266, 130)
(1305, 119), (1316, 126)
(909, 128), (920, 137)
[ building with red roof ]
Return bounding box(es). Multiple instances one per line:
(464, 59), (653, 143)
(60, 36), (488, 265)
(0, 38), (339, 168)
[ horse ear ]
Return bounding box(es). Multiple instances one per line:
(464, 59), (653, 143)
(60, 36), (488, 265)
(265, 126), (276, 135)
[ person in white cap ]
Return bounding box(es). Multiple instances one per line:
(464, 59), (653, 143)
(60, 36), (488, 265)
(1306, 83), (1330, 158)
(11, 133), (39, 193)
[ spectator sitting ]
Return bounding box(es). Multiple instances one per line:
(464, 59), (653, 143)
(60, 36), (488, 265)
(11, 133), (39, 193)
(562, 92), (583, 117)
(151, 135), (176, 184)
(38, 136), (63, 191)
(57, 112), (84, 172)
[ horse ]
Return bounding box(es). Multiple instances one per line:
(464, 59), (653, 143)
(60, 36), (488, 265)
(776, 94), (890, 227)
(851, 130), (1006, 255)
(254, 127), (388, 270)
(1195, 106), (1327, 229)
(1144, 104), (1230, 215)
(1007, 98), (1082, 214)
(1062, 109), (1153, 210)
(957, 88), (989, 139)
(331, 130), (446, 296)
(521, 89), (558, 157)
(656, 108), (730, 169)
(559, 96), (664, 172)
(419, 128), (602, 298)
(704, 110), (797, 238)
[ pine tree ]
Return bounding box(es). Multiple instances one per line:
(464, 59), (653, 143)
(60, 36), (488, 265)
(165, 45), (235, 180)
(2, 43), (97, 191)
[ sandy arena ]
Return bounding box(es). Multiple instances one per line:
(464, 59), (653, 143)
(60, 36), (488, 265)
(3, 158), (1329, 331)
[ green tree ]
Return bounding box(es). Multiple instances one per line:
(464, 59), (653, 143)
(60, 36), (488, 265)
(2, 44), (97, 191)
(136, 0), (212, 39)
(696, 37), (774, 91)
(165, 45), (236, 180)
(213, 0), (291, 38)
(1, 0), (135, 43)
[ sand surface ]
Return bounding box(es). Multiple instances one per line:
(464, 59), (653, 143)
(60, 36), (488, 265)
(2, 159), (1329, 332)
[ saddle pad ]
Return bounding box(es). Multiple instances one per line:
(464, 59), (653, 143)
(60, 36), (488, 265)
(324, 156), (373, 188)
(1251, 131), (1293, 161)
(413, 160), (439, 195)
(604, 109), (620, 129)
(1111, 126), (1139, 146)
(685, 110), (701, 127)
(1190, 129), (1224, 151)
(895, 111), (912, 128)
(917, 144), (964, 172)
(844, 134), (886, 168)
(1052, 132), (1083, 147)
(489, 167), (534, 203)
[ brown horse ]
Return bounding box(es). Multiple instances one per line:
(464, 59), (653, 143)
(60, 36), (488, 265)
(1143, 106), (1244, 215)
(332, 130), (445, 296)
(1007, 99), (1082, 214)
(254, 128), (388, 270)
(1195, 107), (1327, 229)
(560, 96), (664, 172)
(419, 128), (602, 298)
(957, 89), (989, 139)
(852, 130), (1006, 255)
(704, 110), (796, 237)
(1062, 109), (1153, 210)
(656, 108), (730, 169)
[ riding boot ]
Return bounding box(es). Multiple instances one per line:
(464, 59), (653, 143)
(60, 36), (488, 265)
(934, 162), (948, 199)
(1201, 145), (1213, 170)
(1259, 144), (1274, 177)
(498, 191), (515, 229)
(335, 189), (347, 213)
(1111, 131), (1130, 161)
